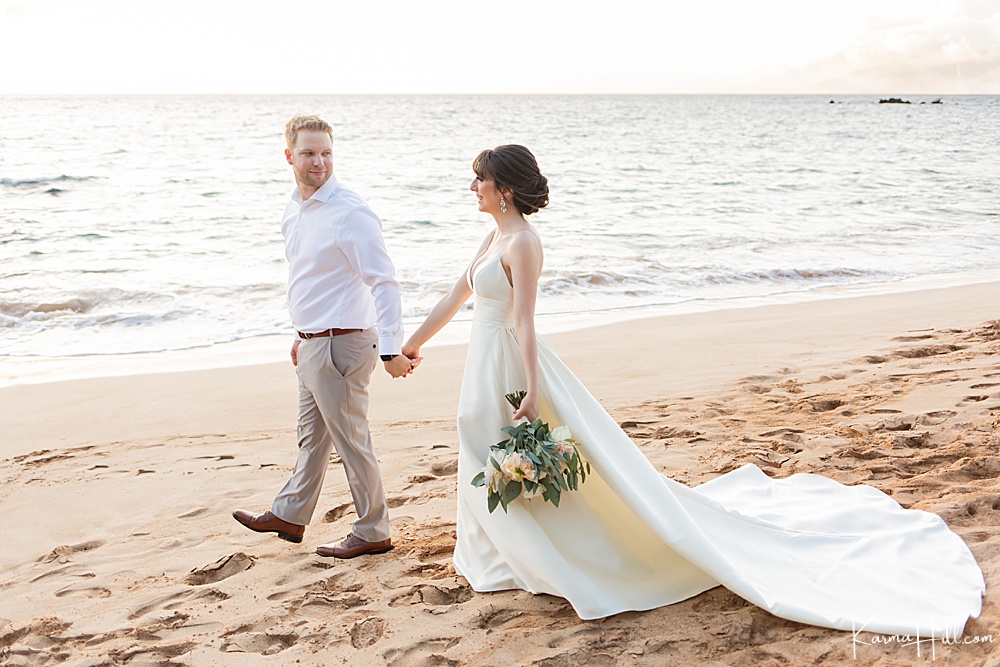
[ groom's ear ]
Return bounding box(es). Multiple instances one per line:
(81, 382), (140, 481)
(285, 148), (293, 165)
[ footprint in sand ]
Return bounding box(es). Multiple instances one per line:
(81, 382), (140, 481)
(270, 561), (334, 589)
(955, 458), (1000, 481)
(892, 344), (964, 359)
(399, 561), (451, 579)
(468, 606), (529, 630)
(54, 585), (112, 599)
(917, 410), (958, 426)
(797, 397), (844, 412)
(107, 641), (201, 665)
(184, 552), (255, 586)
(958, 395), (990, 406)
(387, 496), (415, 509)
(758, 428), (804, 441)
(38, 540), (104, 564)
(407, 459), (458, 486)
(350, 617), (385, 649)
(651, 426), (703, 439)
(267, 570), (358, 603)
(431, 460), (458, 477)
(129, 587), (229, 619)
(388, 583), (472, 607)
(384, 636), (460, 665)
(15, 446), (91, 466)
(322, 501), (356, 523)
(221, 632), (298, 655)
(619, 420), (657, 429)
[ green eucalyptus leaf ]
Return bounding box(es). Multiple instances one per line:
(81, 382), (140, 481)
(502, 479), (522, 506)
(548, 482), (561, 507)
(471, 471), (486, 487)
(488, 491), (500, 513)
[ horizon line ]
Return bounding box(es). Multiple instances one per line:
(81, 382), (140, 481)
(2, 91), (997, 97)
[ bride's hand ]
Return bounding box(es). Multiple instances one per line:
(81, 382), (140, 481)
(512, 392), (539, 422)
(402, 341), (420, 360)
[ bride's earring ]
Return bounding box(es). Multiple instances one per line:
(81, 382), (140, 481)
(500, 196), (507, 213)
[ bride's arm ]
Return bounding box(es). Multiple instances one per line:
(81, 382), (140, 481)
(402, 273), (472, 358)
(507, 231), (544, 422)
(402, 231), (492, 358)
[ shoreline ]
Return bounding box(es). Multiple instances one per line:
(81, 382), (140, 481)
(3, 276), (999, 461)
(4, 266), (1000, 390)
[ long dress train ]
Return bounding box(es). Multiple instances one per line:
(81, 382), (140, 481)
(452, 250), (985, 635)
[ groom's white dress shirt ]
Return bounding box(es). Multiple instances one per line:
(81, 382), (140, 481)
(281, 173), (403, 355)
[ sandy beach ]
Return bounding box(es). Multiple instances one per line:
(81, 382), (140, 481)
(1, 280), (998, 666)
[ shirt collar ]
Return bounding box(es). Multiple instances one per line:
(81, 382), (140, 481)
(291, 172), (340, 204)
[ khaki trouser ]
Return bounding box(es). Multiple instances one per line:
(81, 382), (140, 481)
(271, 327), (390, 541)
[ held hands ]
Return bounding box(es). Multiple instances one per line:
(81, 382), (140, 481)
(383, 341), (424, 380)
(295, 339), (422, 378)
(384, 353), (421, 379)
(511, 390), (540, 422)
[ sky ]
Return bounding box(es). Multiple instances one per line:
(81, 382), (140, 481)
(1, 0), (998, 94)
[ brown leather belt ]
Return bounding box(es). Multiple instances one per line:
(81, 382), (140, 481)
(297, 328), (362, 339)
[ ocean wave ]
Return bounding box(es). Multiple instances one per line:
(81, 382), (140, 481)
(540, 270), (641, 294)
(0, 175), (96, 188)
(703, 268), (876, 285)
(0, 288), (168, 322)
(0, 298), (94, 318)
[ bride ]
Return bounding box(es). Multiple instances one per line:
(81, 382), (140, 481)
(401, 145), (984, 635)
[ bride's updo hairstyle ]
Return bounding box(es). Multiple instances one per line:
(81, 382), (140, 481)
(473, 145), (549, 216)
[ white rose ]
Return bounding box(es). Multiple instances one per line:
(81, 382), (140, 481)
(550, 425), (572, 444)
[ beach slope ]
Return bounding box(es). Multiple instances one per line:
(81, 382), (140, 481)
(1, 281), (998, 665)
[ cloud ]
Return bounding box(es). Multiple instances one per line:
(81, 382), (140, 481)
(0, 1), (28, 20)
(782, 0), (1000, 93)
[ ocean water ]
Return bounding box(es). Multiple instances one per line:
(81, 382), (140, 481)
(2, 94), (999, 375)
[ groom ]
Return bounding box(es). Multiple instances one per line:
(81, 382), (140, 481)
(233, 114), (415, 558)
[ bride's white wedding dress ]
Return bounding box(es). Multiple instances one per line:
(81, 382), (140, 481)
(452, 249), (985, 635)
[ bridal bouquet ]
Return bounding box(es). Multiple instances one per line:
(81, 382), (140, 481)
(471, 391), (590, 513)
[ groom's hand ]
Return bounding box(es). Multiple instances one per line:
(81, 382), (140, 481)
(383, 354), (416, 379)
(290, 339), (300, 367)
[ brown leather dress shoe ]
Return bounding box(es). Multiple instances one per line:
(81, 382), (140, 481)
(315, 533), (393, 559)
(232, 509), (305, 544)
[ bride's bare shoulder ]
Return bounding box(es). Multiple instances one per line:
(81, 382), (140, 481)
(505, 227), (544, 271)
(510, 226), (543, 253)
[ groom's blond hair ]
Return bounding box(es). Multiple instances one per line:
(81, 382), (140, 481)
(285, 114), (334, 149)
